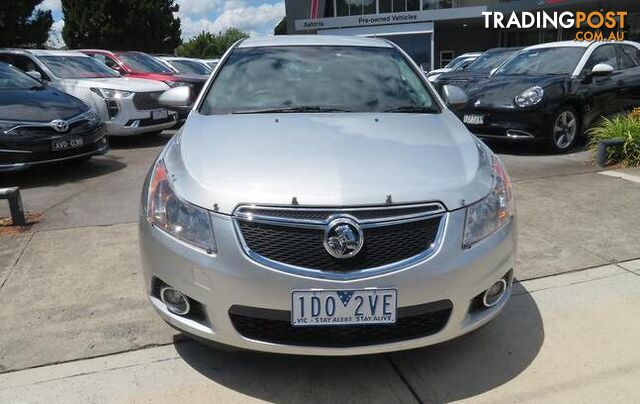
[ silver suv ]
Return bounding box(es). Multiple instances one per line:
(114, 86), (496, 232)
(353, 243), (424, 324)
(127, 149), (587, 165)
(139, 35), (516, 355)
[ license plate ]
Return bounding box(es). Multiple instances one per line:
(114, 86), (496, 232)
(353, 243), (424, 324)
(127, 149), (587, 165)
(52, 137), (83, 151)
(291, 289), (397, 327)
(463, 114), (484, 125)
(151, 109), (168, 120)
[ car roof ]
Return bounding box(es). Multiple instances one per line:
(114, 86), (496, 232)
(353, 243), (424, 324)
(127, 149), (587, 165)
(238, 35), (393, 49)
(459, 52), (482, 57)
(0, 49), (89, 57)
(524, 40), (640, 51)
(79, 49), (114, 55)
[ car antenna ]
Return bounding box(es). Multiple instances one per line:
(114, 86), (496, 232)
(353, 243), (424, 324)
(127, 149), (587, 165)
(291, 197), (299, 206)
(386, 195), (393, 204)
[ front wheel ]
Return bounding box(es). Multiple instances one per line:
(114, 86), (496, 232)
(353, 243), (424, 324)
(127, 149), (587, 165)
(547, 107), (580, 153)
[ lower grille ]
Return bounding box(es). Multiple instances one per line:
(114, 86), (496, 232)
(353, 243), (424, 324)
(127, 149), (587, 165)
(133, 92), (163, 111)
(229, 301), (452, 347)
(237, 216), (442, 272)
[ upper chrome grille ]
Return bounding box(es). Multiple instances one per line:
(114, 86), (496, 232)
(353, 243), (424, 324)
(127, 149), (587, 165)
(234, 203), (445, 224)
(233, 203), (447, 280)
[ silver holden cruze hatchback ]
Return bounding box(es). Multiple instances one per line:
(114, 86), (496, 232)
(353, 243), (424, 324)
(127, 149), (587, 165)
(140, 35), (516, 355)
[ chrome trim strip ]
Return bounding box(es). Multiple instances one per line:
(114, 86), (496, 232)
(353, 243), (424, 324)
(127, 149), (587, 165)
(0, 149), (33, 154)
(0, 142), (108, 169)
(231, 203), (448, 281)
(2, 110), (94, 135)
(234, 202), (446, 225)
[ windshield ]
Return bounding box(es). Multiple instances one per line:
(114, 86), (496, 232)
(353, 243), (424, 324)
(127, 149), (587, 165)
(496, 47), (586, 76)
(200, 46), (438, 115)
(0, 63), (42, 89)
(466, 49), (517, 72)
(118, 52), (174, 74)
(168, 59), (211, 75)
(446, 55), (472, 69)
(39, 55), (119, 79)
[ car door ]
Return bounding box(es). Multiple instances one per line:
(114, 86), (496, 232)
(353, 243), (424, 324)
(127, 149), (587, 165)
(615, 44), (640, 110)
(579, 44), (622, 123)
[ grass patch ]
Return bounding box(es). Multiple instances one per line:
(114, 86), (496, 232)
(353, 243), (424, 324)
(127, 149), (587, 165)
(588, 109), (640, 167)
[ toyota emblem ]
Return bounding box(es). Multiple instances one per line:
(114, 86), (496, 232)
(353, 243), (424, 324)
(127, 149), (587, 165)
(50, 119), (69, 133)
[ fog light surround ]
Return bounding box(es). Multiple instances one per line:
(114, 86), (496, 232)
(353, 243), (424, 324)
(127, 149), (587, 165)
(482, 279), (507, 308)
(160, 287), (191, 315)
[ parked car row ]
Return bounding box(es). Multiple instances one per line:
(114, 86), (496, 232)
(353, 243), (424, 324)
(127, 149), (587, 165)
(431, 40), (640, 152)
(0, 48), (216, 170)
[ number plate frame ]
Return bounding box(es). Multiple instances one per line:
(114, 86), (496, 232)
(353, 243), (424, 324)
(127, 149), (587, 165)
(291, 289), (397, 327)
(51, 137), (84, 151)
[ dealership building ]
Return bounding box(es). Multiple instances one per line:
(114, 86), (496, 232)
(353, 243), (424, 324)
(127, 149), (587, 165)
(281, 0), (640, 70)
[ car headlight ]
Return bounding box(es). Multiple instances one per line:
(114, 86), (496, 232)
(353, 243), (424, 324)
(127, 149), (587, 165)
(90, 88), (134, 99)
(428, 73), (441, 82)
(514, 86), (543, 108)
(146, 159), (217, 253)
(463, 156), (514, 249)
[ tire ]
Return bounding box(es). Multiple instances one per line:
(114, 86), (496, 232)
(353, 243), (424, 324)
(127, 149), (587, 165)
(546, 106), (580, 153)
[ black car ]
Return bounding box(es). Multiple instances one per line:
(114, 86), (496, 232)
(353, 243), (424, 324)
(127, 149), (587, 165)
(0, 62), (108, 171)
(433, 47), (522, 92)
(455, 41), (640, 152)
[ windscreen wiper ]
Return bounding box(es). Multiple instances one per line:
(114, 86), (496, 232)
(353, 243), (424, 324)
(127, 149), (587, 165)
(384, 106), (438, 113)
(232, 106), (354, 114)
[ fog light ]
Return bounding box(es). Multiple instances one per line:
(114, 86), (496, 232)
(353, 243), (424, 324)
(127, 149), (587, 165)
(482, 279), (507, 308)
(160, 287), (190, 315)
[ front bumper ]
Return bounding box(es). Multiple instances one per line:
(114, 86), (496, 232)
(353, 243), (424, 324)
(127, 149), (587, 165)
(457, 108), (553, 141)
(139, 208), (517, 355)
(0, 125), (108, 172)
(95, 95), (178, 136)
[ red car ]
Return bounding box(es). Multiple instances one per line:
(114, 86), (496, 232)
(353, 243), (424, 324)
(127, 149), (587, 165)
(80, 49), (208, 119)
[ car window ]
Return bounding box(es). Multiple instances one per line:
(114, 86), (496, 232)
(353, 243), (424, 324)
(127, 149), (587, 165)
(583, 45), (619, 72)
(168, 59), (211, 75)
(618, 45), (640, 70)
(39, 55), (120, 79)
(466, 49), (517, 72)
(496, 47), (586, 76)
(0, 54), (49, 80)
(199, 46), (439, 115)
(90, 54), (119, 70)
(0, 62), (42, 89)
(118, 52), (174, 74)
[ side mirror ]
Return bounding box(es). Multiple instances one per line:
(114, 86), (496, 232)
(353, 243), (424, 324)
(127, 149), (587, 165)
(159, 86), (192, 109)
(590, 63), (614, 77)
(26, 70), (42, 81)
(441, 85), (468, 111)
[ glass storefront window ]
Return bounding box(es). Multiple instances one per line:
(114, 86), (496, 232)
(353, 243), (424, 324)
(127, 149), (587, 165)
(379, 32), (432, 69)
(336, 0), (349, 16)
(407, 0), (420, 11)
(393, 0), (405, 12)
(349, 1), (362, 15)
(422, 0), (452, 10)
(379, 0), (392, 13)
(364, 0), (376, 14)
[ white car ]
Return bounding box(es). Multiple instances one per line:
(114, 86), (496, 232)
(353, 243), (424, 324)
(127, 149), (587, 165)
(427, 52), (482, 82)
(0, 49), (177, 136)
(156, 56), (212, 76)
